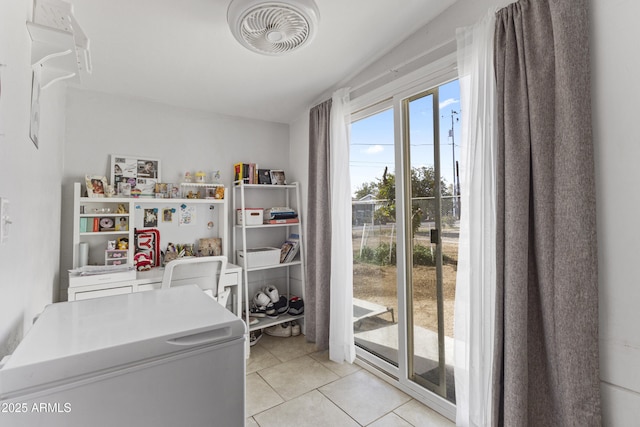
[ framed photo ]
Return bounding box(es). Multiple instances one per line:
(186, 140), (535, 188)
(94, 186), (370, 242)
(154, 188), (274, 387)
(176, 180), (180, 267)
(144, 208), (158, 227)
(205, 186), (217, 199)
(110, 155), (161, 197)
(85, 175), (108, 197)
(270, 169), (286, 185)
(162, 208), (173, 222)
(115, 216), (128, 231)
(198, 237), (222, 257)
(258, 169), (272, 184)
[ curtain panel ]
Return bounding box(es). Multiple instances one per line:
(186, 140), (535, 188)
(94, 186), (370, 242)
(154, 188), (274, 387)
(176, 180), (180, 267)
(307, 98), (333, 350)
(328, 88), (355, 363)
(454, 10), (498, 427)
(493, 0), (601, 425)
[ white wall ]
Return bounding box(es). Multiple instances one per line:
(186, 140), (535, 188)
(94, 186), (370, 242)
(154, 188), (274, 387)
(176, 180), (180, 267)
(288, 0), (640, 424)
(591, 0), (640, 424)
(0, 0), (67, 357)
(60, 88), (290, 296)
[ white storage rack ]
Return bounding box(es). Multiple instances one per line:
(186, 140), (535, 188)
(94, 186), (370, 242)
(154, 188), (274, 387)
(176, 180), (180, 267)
(232, 182), (306, 336)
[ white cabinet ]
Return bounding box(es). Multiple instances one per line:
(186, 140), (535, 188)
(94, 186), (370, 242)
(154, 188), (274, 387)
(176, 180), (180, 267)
(232, 182), (306, 335)
(69, 182), (235, 304)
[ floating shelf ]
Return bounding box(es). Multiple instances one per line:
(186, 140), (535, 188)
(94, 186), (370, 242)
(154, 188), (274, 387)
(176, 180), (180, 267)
(27, 21), (80, 89)
(26, 0), (91, 90)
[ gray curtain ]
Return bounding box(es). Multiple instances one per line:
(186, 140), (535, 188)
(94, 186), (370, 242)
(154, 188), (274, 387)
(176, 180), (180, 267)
(306, 99), (332, 350)
(493, 0), (601, 425)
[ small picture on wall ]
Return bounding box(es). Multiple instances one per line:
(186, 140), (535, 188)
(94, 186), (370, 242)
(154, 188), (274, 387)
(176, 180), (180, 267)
(162, 208), (173, 222)
(144, 208), (158, 227)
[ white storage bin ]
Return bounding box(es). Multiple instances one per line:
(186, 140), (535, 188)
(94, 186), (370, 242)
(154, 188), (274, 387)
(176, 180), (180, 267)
(236, 208), (264, 225)
(237, 247), (280, 268)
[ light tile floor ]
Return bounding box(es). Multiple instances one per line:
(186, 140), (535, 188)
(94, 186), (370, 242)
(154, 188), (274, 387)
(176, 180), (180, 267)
(246, 333), (455, 427)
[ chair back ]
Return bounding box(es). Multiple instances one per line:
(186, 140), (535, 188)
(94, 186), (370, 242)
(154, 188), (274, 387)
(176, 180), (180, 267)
(161, 256), (230, 307)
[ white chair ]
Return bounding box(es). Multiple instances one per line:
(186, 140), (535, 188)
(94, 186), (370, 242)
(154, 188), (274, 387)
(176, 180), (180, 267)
(161, 256), (230, 308)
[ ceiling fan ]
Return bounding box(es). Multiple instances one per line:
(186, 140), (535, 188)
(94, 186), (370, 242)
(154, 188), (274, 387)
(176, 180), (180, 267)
(227, 0), (320, 55)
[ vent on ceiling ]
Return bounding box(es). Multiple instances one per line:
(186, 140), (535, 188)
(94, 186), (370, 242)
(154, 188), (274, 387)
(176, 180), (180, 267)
(227, 0), (320, 55)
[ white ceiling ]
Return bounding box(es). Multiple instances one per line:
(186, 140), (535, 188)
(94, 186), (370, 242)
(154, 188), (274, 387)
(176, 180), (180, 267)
(69, 0), (455, 124)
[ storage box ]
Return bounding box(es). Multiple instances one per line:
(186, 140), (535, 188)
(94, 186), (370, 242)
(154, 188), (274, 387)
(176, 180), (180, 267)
(237, 247), (280, 268)
(236, 208), (264, 225)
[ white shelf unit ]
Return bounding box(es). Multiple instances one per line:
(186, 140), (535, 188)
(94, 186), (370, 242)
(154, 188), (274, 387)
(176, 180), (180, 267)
(232, 182), (306, 334)
(71, 181), (229, 274)
(27, 0), (91, 90)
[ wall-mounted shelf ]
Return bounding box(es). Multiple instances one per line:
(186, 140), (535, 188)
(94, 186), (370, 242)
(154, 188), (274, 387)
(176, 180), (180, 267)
(26, 0), (91, 90)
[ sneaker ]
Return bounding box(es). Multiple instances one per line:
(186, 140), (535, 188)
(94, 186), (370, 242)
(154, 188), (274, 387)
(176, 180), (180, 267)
(248, 316), (259, 326)
(249, 329), (262, 346)
(263, 285), (279, 303)
(253, 291), (271, 308)
(291, 321), (301, 337)
(273, 295), (288, 314)
(265, 305), (279, 318)
(288, 296), (304, 315)
(264, 322), (291, 338)
(248, 303), (267, 317)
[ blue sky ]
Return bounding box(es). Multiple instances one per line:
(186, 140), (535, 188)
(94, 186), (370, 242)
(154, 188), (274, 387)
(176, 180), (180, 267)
(349, 80), (461, 198)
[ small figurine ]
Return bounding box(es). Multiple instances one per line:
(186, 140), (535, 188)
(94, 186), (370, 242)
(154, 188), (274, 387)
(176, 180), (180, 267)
(195, 171), (207, 183)
(116, 204), (127, 214)
(105, 184), (116, 198)
(184, 171), (193, 183)
(117, 238), (128, 250)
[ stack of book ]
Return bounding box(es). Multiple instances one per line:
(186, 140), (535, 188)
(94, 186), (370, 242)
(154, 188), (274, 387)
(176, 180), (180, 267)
(280, 234), (300, 263)
(264, 207), (298, 224)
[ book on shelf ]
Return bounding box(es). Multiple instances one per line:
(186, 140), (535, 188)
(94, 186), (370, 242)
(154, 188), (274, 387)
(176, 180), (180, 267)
(264, 207), (297, 220)
(234, 162), (259, 184)
(279, 233), (300, 263)
(264, 218), (299, 224)
(92, 217), (99, 232)
(79, 217), (88, 233)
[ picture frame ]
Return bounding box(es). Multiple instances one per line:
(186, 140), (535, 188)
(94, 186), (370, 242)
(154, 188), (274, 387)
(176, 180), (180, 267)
(85, 175), (108, 197)
(258, 169), (272, 184)
(270, 169), (286, 185)
(205, 186), (217, 199)
(198, 237), (222, 257)
(115, 216), (128, 231)
(110, 155), (162, 197)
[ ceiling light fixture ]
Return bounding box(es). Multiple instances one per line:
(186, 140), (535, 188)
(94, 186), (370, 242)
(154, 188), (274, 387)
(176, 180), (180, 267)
(227, 0), (320, 56)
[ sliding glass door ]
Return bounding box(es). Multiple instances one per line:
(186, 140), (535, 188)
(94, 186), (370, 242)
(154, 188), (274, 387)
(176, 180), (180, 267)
(350, 79), (460, 408)
(403, 81), (459, 403)
(351, 103), (399, 367)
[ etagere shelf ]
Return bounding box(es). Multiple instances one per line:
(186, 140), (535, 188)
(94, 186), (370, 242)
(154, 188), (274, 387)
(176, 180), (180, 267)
(232, 182), (306, 338)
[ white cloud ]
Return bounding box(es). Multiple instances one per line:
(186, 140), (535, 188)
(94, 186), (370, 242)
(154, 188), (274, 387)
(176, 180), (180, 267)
(364, 145), (384, 154)
(439, 98), (459, 109)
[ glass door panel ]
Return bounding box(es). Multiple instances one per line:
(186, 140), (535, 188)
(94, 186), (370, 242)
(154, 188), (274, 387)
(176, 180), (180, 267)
(404, 81), (459, 404)
(351, 107), (399, 367)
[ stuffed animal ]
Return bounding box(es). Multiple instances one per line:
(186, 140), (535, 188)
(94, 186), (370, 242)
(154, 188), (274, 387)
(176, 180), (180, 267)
(133, 252), (152, 271)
